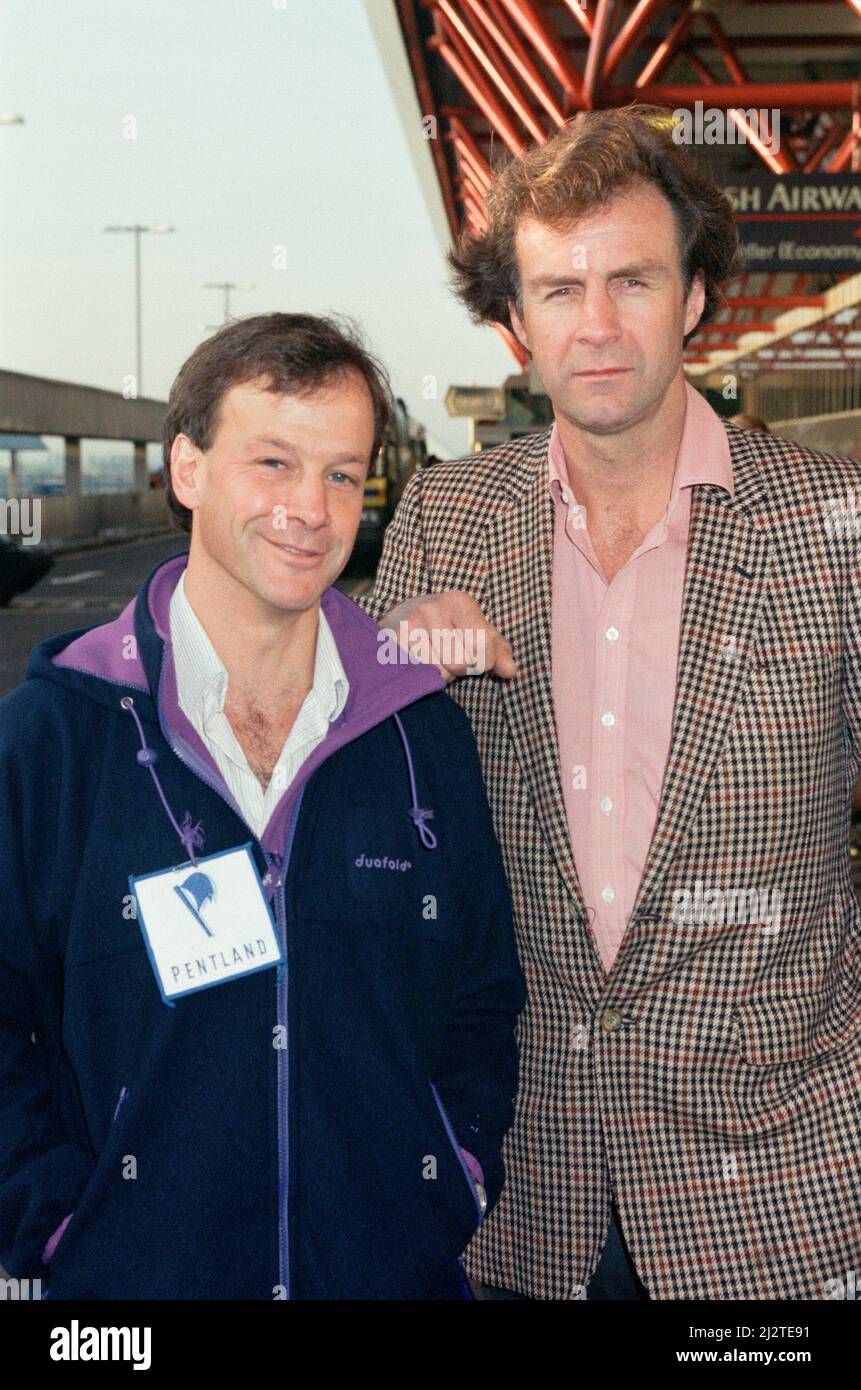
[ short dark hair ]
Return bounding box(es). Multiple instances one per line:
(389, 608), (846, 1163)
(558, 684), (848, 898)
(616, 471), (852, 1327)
(162, 312), (393, 532)
(448, 103), (742, 349)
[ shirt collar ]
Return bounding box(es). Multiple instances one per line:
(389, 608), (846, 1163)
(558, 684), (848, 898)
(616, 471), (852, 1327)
(169, 570), (349, 725)
(311, 599), (349, 723)
(547, 378), (735, 509)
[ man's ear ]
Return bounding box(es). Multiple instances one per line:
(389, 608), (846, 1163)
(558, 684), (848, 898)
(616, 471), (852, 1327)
(683, 270), (706, 340)
(169, 435), (202, 514)
(509, 299), (530, 355)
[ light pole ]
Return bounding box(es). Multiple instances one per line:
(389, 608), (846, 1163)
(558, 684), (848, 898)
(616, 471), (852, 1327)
(203, 280), (255, 325)
(103, 223), (175, 396)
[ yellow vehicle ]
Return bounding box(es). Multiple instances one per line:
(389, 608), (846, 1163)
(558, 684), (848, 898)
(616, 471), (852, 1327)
(358, 397), (427, 556)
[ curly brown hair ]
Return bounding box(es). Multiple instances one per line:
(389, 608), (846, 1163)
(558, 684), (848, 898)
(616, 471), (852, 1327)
(448, 104), (742, 348)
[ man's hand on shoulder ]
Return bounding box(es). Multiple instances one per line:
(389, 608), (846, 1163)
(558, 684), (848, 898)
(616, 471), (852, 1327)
(378, 591), (516, 683)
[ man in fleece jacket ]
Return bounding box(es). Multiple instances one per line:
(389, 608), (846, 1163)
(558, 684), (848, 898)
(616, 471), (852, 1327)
(0, 312), (525, 1300)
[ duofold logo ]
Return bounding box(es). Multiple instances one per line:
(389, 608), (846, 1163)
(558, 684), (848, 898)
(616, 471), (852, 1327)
(355, 853), (412, 872)
(173, 871), (217, 937)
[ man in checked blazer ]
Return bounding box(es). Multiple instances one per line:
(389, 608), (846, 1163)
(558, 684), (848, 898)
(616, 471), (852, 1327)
(359, 104), (861, 1300)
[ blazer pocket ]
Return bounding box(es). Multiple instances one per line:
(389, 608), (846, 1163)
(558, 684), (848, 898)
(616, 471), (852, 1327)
(732, 984), (861, 1066)
(746, 651), (837, 685)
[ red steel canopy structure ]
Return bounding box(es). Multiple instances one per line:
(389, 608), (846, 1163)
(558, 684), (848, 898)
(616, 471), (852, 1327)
(394, 0), (861, 366)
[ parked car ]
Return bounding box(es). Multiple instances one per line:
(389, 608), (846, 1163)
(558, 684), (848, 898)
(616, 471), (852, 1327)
(0, 534), (54, 607)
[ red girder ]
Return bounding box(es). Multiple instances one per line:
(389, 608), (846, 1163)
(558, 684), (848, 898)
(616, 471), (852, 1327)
(430, 16), (527, 155)
(450, 135), (493, 192)
(455, 167), (490, 205)
(634, 6), (692, 88)
(435, 42), (525, 154)
(402, 1), (861, 363)
(395, 0), (460, 236)
(449, 114), (493, 174)
(695, 326), (781, 341)
(725, 297), (826, 310)
(583, 0), (617, 109)
(683, 49), (716, 87)
(629, 82), (856, 110)
(461, 186), (490, 230)
(754, 275), (777, 327)
(604, 0), (674, 82)
(803, 121), (845, 173)
(829, 126), (861, 173)
(700, 11), (745, 87)
(437, 0), (547, 143)
(477, 0), (567, 126)
(559, 1), (593, 40)
(693, 10), (798, 173)
(495, 0), (582, 101)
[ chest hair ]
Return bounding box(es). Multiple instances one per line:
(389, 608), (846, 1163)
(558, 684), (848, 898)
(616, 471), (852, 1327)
(225, 695), (303, 790)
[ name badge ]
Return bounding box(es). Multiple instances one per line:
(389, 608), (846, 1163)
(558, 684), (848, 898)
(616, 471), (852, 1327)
(129, 844), (284, 1005)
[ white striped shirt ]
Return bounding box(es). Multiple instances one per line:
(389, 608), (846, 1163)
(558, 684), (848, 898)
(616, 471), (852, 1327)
(169, 571), (348, 836)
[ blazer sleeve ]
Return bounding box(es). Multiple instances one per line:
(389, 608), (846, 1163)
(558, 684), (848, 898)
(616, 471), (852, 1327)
(843, 533), (861, 764)
(355, 469), (430, 624)
(0, 695), (96, 1277)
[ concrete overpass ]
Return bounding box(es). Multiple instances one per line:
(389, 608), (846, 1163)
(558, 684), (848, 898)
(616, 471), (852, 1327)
(0, 368), (166, 496)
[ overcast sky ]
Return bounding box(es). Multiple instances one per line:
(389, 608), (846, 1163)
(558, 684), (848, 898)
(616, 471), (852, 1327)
(0, 0), (513, 458)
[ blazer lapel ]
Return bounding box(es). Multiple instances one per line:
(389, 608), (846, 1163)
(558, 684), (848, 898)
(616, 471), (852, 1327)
(627, 444), (771, 925)
(481, 429), (769, 965)
(483, 435), (591, 927)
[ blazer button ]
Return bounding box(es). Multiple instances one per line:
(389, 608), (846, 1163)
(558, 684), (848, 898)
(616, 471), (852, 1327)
(600, 1008), (623, 1034)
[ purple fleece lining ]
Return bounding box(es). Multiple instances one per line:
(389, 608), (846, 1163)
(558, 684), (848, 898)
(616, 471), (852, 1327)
(461, 1149), (484, 1187)
(52, 593), (148, 690)
(51, 553), (445, 853)
(42, 1211), (72, 1264)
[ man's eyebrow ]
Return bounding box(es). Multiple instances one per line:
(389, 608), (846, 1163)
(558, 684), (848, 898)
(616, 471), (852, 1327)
(247, 435), (298, 454)
(526, 260), (669, 290)
(607, 260), (669, 278)
(326, 453), (368, 467)
(245, 436), (366, 466)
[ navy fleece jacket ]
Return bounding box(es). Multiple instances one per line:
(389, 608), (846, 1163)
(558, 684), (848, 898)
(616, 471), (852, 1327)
(0, 552), (525, 1299)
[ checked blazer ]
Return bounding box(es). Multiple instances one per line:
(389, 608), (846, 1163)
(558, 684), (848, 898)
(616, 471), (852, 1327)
(359, 416), (861, 1301)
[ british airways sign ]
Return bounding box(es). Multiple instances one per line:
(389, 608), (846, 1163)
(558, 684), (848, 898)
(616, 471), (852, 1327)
(724, 175), (861, 271)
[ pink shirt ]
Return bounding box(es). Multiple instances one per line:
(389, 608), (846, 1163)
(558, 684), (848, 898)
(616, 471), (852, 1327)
(549, 382), (734, 974)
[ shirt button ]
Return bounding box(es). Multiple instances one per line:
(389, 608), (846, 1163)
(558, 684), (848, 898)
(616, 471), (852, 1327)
(601, 711), (615, 727)
(602, 885), (615, 902)
(605, 627), (619, 642)
(600, 796), (613, 813)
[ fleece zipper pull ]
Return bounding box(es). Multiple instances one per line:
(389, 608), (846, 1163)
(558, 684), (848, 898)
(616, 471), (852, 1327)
(121, 696), (206, 866)
(392, 711), (437, 850)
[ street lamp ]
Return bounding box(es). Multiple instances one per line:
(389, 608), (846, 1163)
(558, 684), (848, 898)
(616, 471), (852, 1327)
(103, 223), (175, 396)
(0, 114), (25, 125)
(203, 280), (255, 324)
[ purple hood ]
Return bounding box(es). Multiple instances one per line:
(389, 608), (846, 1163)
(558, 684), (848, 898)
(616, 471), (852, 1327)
(50, 552), (445, 861)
